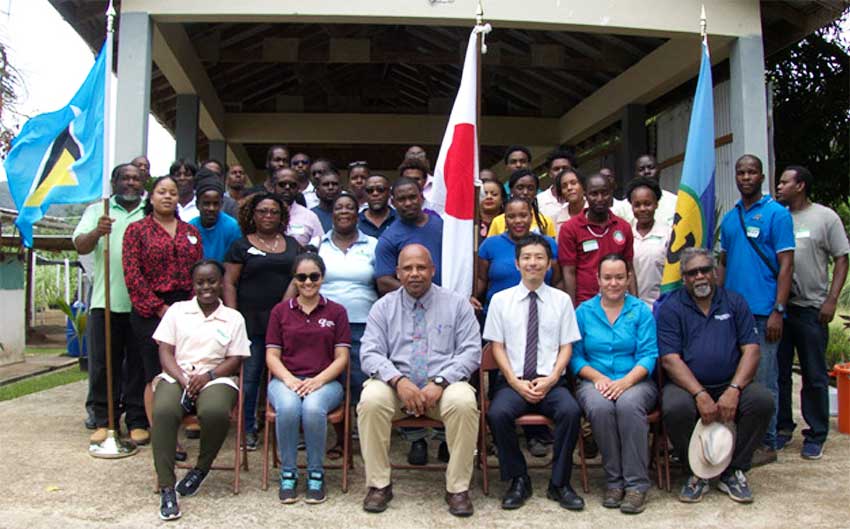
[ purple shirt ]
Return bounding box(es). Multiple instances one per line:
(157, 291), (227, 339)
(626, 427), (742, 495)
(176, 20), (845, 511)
(265, 296), (352, 377)
(286, 202), (325, 247)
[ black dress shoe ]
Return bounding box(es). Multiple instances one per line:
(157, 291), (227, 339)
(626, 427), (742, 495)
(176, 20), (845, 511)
(501, 475), (532, 509)
(407, 439), (428, 466)
(437, 441), (450, 463)
(547, 482), (585, 511)
(84, 407), (96, 430)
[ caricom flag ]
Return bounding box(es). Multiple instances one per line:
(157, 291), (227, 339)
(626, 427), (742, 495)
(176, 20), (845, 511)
(5, 43), (106, 248)
(660, 36), (716, 293)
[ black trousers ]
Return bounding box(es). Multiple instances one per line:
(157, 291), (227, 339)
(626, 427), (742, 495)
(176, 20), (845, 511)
(662, 382), (774, 474)
(486, 378), (581, 487)
(88, 310), (146, 429)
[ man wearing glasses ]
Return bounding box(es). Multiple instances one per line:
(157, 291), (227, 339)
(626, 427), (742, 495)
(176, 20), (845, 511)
(358, 174), (397, 239)
(272, 167), (324, 247)
(291, 152), (319, 208)
(657, 247), (773, 505)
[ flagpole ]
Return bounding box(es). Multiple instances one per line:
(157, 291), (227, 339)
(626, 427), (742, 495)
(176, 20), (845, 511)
(472, 1), (484, 294)
(90, 0), (138, 459)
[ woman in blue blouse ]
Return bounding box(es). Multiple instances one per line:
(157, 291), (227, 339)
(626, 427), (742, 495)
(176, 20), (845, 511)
(571, 253), (658, 515)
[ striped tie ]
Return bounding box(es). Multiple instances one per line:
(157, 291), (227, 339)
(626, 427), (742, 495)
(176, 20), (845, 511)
(523, 290), (538, 380)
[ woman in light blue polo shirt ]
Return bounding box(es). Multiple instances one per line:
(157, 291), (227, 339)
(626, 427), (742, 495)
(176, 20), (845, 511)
(570, 253), (658, 514)
(318, 192), (378, 456)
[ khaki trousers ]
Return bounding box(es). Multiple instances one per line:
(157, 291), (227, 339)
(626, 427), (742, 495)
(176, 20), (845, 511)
(357, 379), (479, 493)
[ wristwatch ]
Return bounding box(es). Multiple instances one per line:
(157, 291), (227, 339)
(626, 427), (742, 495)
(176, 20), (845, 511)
(773, 303), (786, 314)
(208, 370), (217, 381)
(432, 376), (449, 388)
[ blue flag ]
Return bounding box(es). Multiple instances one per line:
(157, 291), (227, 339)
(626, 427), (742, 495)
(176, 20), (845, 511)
(5, 43), (106, 247)
(660, 37), (716, 293)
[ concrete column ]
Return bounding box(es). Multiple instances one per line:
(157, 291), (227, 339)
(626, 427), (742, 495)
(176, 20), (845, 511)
(208, 139), (227, 165)
(115, 11), (152, 164)
(175, 94), (200, 163)
(729, 34), (769, 184)
(618, 103), (647, 194)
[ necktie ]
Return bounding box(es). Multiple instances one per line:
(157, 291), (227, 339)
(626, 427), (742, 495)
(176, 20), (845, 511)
(410, 301), (429, 388)
(523, 291), (538, 380)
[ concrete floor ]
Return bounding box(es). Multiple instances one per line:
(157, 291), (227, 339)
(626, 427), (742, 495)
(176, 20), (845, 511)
(0, 378), (847, 529)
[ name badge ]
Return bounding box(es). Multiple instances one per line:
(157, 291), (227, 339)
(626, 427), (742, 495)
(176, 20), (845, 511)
(795, 229), (811, 239)
(187, 234), (198, 245)
(247, 246), (267, 256)
(746, 226), (760, 239)
(582, 239), (599, 253)
(289, 223), (306, 235)
(714, 313), (731, 321)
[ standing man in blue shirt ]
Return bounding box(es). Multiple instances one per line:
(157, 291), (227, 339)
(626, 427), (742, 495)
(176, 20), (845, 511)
(374, 177), (443, 295)
(188, 177), (242, 262)
(717, 154), (795, 465)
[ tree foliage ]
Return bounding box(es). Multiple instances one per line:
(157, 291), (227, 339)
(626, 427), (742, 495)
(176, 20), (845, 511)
(0, 39), (22, 160)
(767, 18), (850, 209)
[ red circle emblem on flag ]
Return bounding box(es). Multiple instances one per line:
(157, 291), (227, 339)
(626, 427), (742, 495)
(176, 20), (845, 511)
(443, 123), (476, 220)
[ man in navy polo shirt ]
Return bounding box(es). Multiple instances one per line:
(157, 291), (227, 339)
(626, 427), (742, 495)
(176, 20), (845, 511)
(717, 154), (794, 465)
(658, 247), (773, 504)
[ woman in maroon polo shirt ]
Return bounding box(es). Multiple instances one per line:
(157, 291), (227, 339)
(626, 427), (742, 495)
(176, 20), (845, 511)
(123, 175), (204, 444)
(265, 253), (351, 505)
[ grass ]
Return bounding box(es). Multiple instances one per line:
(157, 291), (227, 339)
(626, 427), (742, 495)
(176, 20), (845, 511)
(827, 319), (850, 368)
(0, 367), (87, 402)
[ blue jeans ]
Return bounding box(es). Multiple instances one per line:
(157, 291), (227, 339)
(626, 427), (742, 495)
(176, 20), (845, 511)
(754, 316), (779, 449)
(268, 377), (343, 474)
(242, 334), (266, 434)
(347, 323), (368, 405)
(778, 306), (830, 444)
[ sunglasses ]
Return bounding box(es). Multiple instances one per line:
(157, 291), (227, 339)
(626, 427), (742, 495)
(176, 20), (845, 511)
(683, 265), (714, 278)
(276, 181), (298, 189)
(365, 186), (387, 194)
(294, 272), (322, 283)
(255, 208), (281, 217)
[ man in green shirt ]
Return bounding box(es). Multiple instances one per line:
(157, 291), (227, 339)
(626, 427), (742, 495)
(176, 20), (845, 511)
(73, 163), (147, 445)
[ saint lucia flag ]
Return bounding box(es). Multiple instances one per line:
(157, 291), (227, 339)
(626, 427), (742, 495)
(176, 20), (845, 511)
(660, 35), (716, 293)
(5, 43), (106, 247)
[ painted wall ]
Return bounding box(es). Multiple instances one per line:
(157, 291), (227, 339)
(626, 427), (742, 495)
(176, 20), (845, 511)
(0, 255), (26, 366)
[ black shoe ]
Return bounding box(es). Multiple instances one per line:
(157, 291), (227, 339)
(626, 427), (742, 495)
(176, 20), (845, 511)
(547, 482), (585, 511)
(185, 425), (200, 439)
(438, 441), (450, 463)
(501, 475), (532, 509)
(245, 432), (258, 451)
(159, 487), (181, 521)
(304, 471), (327, 504)
(407, 439), (428, 466)
(176, 468), (209, 497)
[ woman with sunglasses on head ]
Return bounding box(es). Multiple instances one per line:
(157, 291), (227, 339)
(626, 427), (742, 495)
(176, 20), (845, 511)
(223, 193), (302, 451)
(266, 253), (351, 504)
(124, 175), (204, 447)
(486, 169), (556, 238)
(150, 260), (250, 521)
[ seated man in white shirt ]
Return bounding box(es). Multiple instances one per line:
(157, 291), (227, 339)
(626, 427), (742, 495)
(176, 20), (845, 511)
(484, 233), (585, 511)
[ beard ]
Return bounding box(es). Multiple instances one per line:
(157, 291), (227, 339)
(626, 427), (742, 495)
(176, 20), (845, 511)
(693, 283), (712, 298)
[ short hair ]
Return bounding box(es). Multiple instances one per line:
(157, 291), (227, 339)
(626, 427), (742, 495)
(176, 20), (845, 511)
(582, 171), (609, 191)
(111, 163), (136, 182)
(625, 176), (662, 202)
(546, 149), (577, 170)
(190, 258), (225, 279)
(784, 165), (813, 197)
(266, 144), (289, 166)
(332, 191), (358, 208)
(597, 253), (628, 275)
(503, 145), (531, 165)
(736, 154), (763, 173)
(680, 247), (716, 274)
(312, 157), (337, 174)
(398, 157), (429, 179)
(201, 158), (226, 174)
(292, 252), (326, 276)
(514, 233), (553, 261)
(169, 159), (197, 177)
(391, 176), (421, 196)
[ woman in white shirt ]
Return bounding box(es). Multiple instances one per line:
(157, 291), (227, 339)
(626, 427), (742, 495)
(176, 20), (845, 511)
(626, 177), (671, 307)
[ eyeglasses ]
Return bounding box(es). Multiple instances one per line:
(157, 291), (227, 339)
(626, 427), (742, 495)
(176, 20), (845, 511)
(683, 265), (714, 278)
(255, 208), (281, 217)
(294, 272), (322, 283)
(276, 181), (298, 189)
(348, 161), (368, 168)
(291, 159), (311, 166)
(365, 186), (387, 194)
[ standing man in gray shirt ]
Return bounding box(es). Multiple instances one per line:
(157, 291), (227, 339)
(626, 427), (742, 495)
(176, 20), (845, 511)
(776, 165), (849, 460)
(358, 244), (481, 517)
